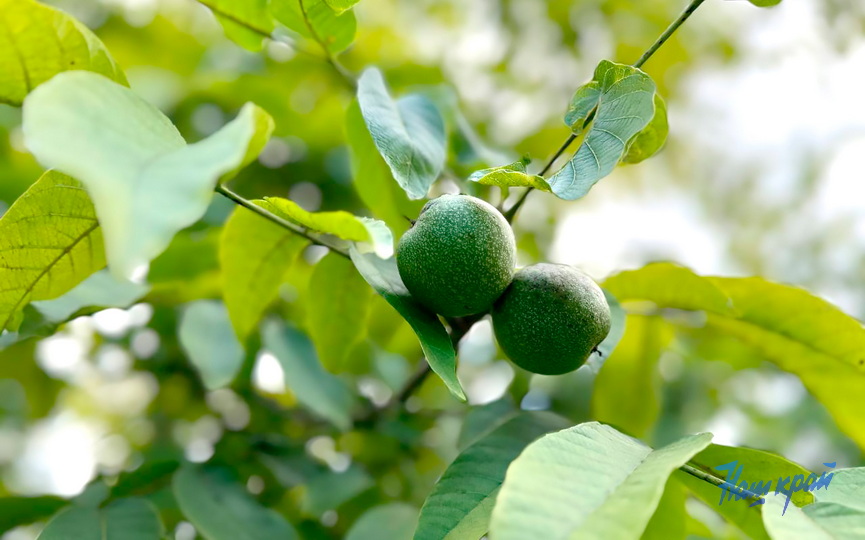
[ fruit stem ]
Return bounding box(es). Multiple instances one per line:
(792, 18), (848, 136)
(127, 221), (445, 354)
(216, 183), (351, 259)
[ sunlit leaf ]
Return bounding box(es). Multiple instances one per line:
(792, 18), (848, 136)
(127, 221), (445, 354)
(179, 300), (245, 390)
(271, 0), (356, 54)
(263, 197), (393, 258)
(32, 270), (149, 323)
(23, 72), (274, 279)
(173, 466), (298, 540)
(306, 252), (372, 372)
(220, 203), (307, 341)
(763, 497), (864, 539)
(324, 0), (361, 14)
(642, 478), (687, 540)
(603, 262), (733, 314)
(357, 68), (447, 200)
(549, 60), (656, 200)
(0, 171), (105, 332)
(38, 498), (163, 540)
(489, 422), (712, 539)
(621, 94), (668, 165)
(196, 0), (273, 51)
(262, 320), (355, 430)
(592, 315), (673, 438)
(0, 0), (127, 106)
(749, 0), (782, 7)
(346, 502), (417, 540)
(414, 412), (569, 540)
(349, 248), (465, 401)
(467, 158), (551, 192)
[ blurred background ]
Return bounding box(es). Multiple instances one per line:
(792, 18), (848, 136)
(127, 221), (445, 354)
(1, 0), (864, 538)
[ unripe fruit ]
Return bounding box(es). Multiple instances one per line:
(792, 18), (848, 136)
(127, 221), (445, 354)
(396, 194), (516, 317)
(492, 263), (611, 375)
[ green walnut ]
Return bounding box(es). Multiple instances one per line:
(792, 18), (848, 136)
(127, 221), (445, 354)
(396, 194), (516, 317)
(492, 263), (611, 375)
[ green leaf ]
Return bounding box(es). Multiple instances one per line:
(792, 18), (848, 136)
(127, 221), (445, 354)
(22, 71), (274, 279)
(348, 248), (465, 401)
(588, 289), (627, 370)
(467, 158), (551, 192)
(456, 397), (516, 451)
(622, 94), (668, 165)
(808, 468), (865, 511)
(603, 262), (733, 315)
(32, 270), (149, 323)
(749, 0), (782, 7)
(414, 412), (570, 540)
(271, 0), (357, 54)
(300, 465), (373, 515)
(220, 204), (307, 341)
(0, 171), (105, 332)
(178, 300), (245, 390)
(763, 498), (864, 539)
(677, 444), (814, 540)
(489, 422), (712, 540)
(0, 0), (127, 106)
(357, 68), (447, 200)
(261, 320), (355, 430)
(592, 315), (673, 438)
(306, 252), (372, 372)
(323, 0), (360, 14)
(345, 100), (423, 236)
(346, 502), (418, 540)
(196, 0), (274, 51)
(641, 478), (687, 540)
(173, 466), (298, 540)
(549, 60), (656, 200)
(0, 496), (66, 532)
(263, 196), (393, 258)
(38, 498), (163, 540)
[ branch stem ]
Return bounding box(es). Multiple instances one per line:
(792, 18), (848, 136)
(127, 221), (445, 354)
(215, 184), (350, 259)
(679, 462), (766, 504)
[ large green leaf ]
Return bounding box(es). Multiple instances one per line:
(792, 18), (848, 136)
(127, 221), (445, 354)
(0, 0), (126, 106)
(196, 0), (274, 51)
(467, 158), (551, 192)
(38, 498), (163, 540)
(357, 68), (447, 200)
(178, 300), (245, 390)
(622, 94), (668, 165)
(220, 204), (307, 341)
(345, 100), (422, 236)
(603, 262), (733, 315)
(0, 496), (67, 532)
(271, 0), (357, 55)
(348, 248), (465, 401)
(324, 0), (360, 14)
(22, 71), (274, 279)
(548, 60), (656, 200)
(808, 468), (865, 510)
(347, 503), (418, 540)
(489, 422), (712, 540)
(414, 412), (569, 540)
(456, 397), (516, 451)
(642, 478), (687, 540)
(592, 315), (673, 438)
(261, 320), (355, 430)
(0, 171), (105, 332)
(676, 444), (815, 540)
(32, 270), (149, 323)
(173, 466), (298, 540)
(263, 197), (392, 258)
(306, 252), (372, 372)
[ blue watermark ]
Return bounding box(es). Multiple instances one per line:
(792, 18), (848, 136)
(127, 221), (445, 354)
(713, 460), (836, 515)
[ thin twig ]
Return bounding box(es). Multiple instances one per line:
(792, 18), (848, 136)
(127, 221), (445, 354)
(503, 134), (577, 222)
(680, 462), (766, 505)
(215, 184), (351, 259)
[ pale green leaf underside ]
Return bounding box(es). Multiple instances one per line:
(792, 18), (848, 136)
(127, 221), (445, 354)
(263, 196), (393, 258)
(346, 503), (418, 540)
(220, 203), (308, 341)
(357, 67), (447, 200)
(0, 0), (127, 106)
(349, 248), (465, 401)
(604, 262), (865, 450)
(32, 269), (149, 323)
(622, 94), (668, 165)
(261, 320), (355, 430)
(467, 159), (551, 191)
(763, 497), (865, 540)
(271, 0), (357, 54)
(489, 422), (712, 540)
(23, 71), (274, 279)
(414, 412), (569, 540)
(306, 252), (372, 372)
(549, 60), (656, 200)
(179, 300), (245, 390)
(0, 171), (105, 332)
(173, 467), (298, 540)
(38, 498), (163, 540)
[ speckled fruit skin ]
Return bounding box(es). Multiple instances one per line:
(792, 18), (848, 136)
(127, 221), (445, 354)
(396, 194), (516, 317)
(492, 263), (611, 375)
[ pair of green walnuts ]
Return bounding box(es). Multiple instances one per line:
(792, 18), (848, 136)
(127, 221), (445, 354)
(396, 194), (612, 375)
